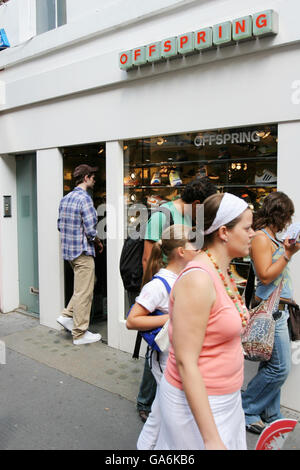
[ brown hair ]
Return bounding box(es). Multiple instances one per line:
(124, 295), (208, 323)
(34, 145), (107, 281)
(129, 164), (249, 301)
(203, 193), (245, 248)
(142, 225), (192, 286)
(254, 191), (294, 232)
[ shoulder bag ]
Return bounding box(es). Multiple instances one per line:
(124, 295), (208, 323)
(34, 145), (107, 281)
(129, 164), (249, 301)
(242, 278), (283, 362)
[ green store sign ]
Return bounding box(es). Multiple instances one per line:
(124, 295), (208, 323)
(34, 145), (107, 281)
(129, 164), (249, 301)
(119, 10), (278, 70)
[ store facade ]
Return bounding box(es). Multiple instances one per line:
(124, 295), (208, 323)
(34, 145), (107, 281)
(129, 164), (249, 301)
(0, 0), (300, 410)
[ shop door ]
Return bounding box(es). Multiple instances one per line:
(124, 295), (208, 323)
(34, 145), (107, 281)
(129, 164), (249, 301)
(62, 143), (107, 339)
(16, 154), (39, 315)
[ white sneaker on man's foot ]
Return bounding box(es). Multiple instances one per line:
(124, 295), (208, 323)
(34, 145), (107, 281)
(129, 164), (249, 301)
(57, 315), (74, 332)
(73, 331), (102, 346)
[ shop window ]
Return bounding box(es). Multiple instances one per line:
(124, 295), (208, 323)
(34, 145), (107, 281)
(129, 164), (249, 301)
(36, 0), (66, 35)
(123, 124), (278, 287)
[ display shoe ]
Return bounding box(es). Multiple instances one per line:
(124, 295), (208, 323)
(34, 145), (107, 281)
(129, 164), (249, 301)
(57, 315), (74, 333)
(150, 172), (161, 185)
(147, 195), (166, 207)
(160, 166), (169, 184)
(255, 169), (277, 184)
(208, 173), (219, 181)
(169, 169), (182, 187)
(195, 166), (207, 179)
(73, 331), (102, 345)
(230, 264), (247, 286)
(124, 171), (141, 186)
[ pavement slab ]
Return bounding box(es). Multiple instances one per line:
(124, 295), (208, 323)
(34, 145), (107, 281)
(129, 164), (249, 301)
(0, 348), (142, 450)
(0, 311), (299, 450)
(0, 312), (144, 404)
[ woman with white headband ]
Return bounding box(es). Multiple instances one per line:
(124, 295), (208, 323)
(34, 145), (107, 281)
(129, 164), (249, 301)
(154, 192), (254, 450)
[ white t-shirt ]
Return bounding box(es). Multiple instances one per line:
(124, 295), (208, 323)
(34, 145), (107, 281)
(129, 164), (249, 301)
(135, 268), (177, 314)
(135, 268), (177, 384)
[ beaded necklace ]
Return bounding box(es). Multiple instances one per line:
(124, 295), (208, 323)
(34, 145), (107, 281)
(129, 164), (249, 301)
(205, 250), (248, 327)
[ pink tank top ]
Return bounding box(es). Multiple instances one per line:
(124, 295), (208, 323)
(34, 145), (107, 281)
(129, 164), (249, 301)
(165, 261), (247, 396)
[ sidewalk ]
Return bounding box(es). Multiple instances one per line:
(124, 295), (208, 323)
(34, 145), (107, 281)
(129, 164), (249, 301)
(0, 311), (299, 450)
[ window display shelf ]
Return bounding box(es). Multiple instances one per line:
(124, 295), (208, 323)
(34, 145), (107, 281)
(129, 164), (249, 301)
(217, 183), (277, 188)
(125, 184), (185, 190)
(125, 183), (276, 190)
(125, 155), (277, 169)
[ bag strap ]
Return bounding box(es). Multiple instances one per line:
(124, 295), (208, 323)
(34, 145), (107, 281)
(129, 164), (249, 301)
(131, 275), (171, 359)
(153, 275), (171, 294)
(132, 331), (142, 360)
(244, 263), (255, 309)
(267, 277), (284, 313)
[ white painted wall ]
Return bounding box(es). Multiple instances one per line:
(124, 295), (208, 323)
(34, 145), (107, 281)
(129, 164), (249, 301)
(36, 148), (64, 329)
(1, 0), (300, 109)
(0, 155), (19, 313)
(105, 140), (126, 350)
(0, 44), (299, 154)
(66, 0), (120, 24)
(0, 0), (300, 151)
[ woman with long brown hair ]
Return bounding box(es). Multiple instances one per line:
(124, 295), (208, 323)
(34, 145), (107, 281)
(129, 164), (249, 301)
(242, 191), (300, 434)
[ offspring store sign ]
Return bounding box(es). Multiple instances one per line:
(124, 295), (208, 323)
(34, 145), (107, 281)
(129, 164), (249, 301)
(119, 10), (278, 70)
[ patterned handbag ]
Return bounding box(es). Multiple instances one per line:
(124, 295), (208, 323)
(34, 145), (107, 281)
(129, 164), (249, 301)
(242, 279), (283, 362)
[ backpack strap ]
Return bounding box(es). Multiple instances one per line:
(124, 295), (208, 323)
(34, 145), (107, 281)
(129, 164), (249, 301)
(131, 275), (170, 359)
(132, 331), (142, 360)
(152, 275), (171, 294)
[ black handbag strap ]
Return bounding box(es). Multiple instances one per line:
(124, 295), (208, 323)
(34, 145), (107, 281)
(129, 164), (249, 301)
(132, 331), (142, 359)
(244, 263), (255, 309)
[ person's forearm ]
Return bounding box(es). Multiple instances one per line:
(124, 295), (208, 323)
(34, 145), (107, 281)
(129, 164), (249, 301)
(142, 240), (155, 274)
(178, 363), (225, 449)
(126, 314), (169, 331)
(256, 254), (290, 285)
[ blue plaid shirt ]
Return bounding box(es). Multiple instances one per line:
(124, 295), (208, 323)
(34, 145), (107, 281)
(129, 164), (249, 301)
(58, 187), (97, 260)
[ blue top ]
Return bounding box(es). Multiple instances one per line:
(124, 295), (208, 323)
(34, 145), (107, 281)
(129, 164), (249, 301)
(57, 187), (97, 260)
(254, 229), (293, 300)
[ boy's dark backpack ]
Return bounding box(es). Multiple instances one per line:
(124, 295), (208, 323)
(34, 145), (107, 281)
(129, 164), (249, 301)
(119, 205), (175, 292)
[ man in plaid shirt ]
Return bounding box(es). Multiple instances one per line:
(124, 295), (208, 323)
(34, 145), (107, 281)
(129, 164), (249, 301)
(57, 164), (103, 345)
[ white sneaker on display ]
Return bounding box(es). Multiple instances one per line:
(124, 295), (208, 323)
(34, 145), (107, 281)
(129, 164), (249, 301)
(57, 315), (74, 332)
(73, 331), (102, 346)
(255, 170), (277, 184)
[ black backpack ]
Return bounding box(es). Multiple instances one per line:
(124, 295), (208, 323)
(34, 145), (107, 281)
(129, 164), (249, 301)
(119, 205), (175, 293)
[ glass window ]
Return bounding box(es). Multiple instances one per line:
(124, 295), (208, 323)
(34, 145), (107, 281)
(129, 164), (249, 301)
(123, 124), (278, 286)
(124, 124), (277, 212)
(36, 0), (66, 35)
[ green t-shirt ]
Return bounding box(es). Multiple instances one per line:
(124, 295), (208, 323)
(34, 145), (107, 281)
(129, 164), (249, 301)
(145, 201), (192, 242)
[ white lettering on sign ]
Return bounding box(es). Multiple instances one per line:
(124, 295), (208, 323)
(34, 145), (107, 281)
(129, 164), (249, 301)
(119, 10), (278, 70)
(194, 131), (261, 147)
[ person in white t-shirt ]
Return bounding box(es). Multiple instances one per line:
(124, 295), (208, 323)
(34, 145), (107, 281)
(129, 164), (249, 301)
(126, 224), (199, 449)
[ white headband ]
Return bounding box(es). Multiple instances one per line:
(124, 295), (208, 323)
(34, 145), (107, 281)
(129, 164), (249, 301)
(204, 193), (248, 235)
